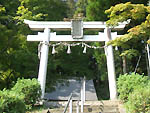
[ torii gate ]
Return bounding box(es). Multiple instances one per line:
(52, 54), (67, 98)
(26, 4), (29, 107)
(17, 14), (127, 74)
(24, 19), (126, 100)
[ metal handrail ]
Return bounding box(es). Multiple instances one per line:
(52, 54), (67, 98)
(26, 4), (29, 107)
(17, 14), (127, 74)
(63, 77), (86, 113)
(63, 93), (73, 113)
(76, 98), (80, 113)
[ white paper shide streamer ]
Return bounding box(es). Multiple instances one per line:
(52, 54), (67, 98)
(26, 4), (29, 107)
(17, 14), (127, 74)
(67, 44), (71, 54)
(52, 45), (56, 54)
(83, 45), (87, 53)
(115, 46), (118, 50)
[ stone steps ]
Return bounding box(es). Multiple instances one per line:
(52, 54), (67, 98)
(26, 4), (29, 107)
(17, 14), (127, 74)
(47, 107), (119, 113)
(42, 100), (126, 113)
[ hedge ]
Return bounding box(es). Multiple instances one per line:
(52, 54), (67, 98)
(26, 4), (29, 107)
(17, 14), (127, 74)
(117, 72), (148, 102)
(0, 89), (26, 113)
(0, 78), (41, 113)
(125, 86), (150, 113)
(12, 78), (41, 108)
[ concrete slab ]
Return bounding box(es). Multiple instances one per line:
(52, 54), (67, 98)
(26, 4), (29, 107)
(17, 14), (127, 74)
(44, 79), (98, 101)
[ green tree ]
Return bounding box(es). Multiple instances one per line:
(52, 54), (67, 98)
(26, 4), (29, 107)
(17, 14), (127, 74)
(86, 0), (111, 21)
(86, 0), (149, 21)
(66, 0), (75, 18)
(105, 2), (150, 74)
(74, 0), (87, 17)
(15, 0), (68, 21)
(0, 0), (69, 90)
(0, 0), (22, 89)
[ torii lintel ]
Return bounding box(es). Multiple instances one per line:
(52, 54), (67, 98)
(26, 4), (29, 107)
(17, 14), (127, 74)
(24, 19), (127, 31)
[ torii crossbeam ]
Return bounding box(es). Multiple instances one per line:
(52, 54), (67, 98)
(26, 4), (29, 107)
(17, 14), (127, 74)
(24, 19), (127, 100)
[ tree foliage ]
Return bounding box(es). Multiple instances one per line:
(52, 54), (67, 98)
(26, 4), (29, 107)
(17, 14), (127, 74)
(86, 0), (149, 21)
(15, 0), (68, 22)
(86, 0), (111, 21)
(0, 78), (41, 112)
(106, 2), (150, 47)
(74, 0), (87, 17)
(105, 2), (150, 74)
(0, 0), (68, 90)
(0, 89), (26, 113)
(126, 86), (150, 113)
(117, 73), (150, 113)
(117, 73), (149, 102)
(67, 0), (75, 18)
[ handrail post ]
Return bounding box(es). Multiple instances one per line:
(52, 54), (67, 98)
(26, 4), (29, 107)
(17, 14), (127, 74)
(81, 77), (85, 112)
(83, 76), (86, 102)
(76, 101), (79, 113)
(69, 99), (73, 113)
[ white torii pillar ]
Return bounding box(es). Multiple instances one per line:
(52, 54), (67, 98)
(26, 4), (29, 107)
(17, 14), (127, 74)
(38, 28), (50, 99)
(105, 27), (117, 100)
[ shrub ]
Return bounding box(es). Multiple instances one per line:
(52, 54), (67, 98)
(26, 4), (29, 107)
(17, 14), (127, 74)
(12, 78), (41, 109)
(0, 89), (26, 113)
(117, 73), (148, 103)
(125, 86), (150, 113)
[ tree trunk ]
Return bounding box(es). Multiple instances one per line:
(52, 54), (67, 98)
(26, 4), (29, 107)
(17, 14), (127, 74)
(146, 44), (150, 76)
(122, 56), (127, 74)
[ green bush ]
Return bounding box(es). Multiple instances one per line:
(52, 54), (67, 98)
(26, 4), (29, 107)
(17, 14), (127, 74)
(117, 73), (148, 103)
(0, 89), (26, 113)
(0, 78), (41, 112)
(12, 78), (41, 108)
(125, 86), (150, 113)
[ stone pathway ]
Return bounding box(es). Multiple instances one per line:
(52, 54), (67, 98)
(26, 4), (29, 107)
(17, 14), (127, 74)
(45, 79), (98, 101)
